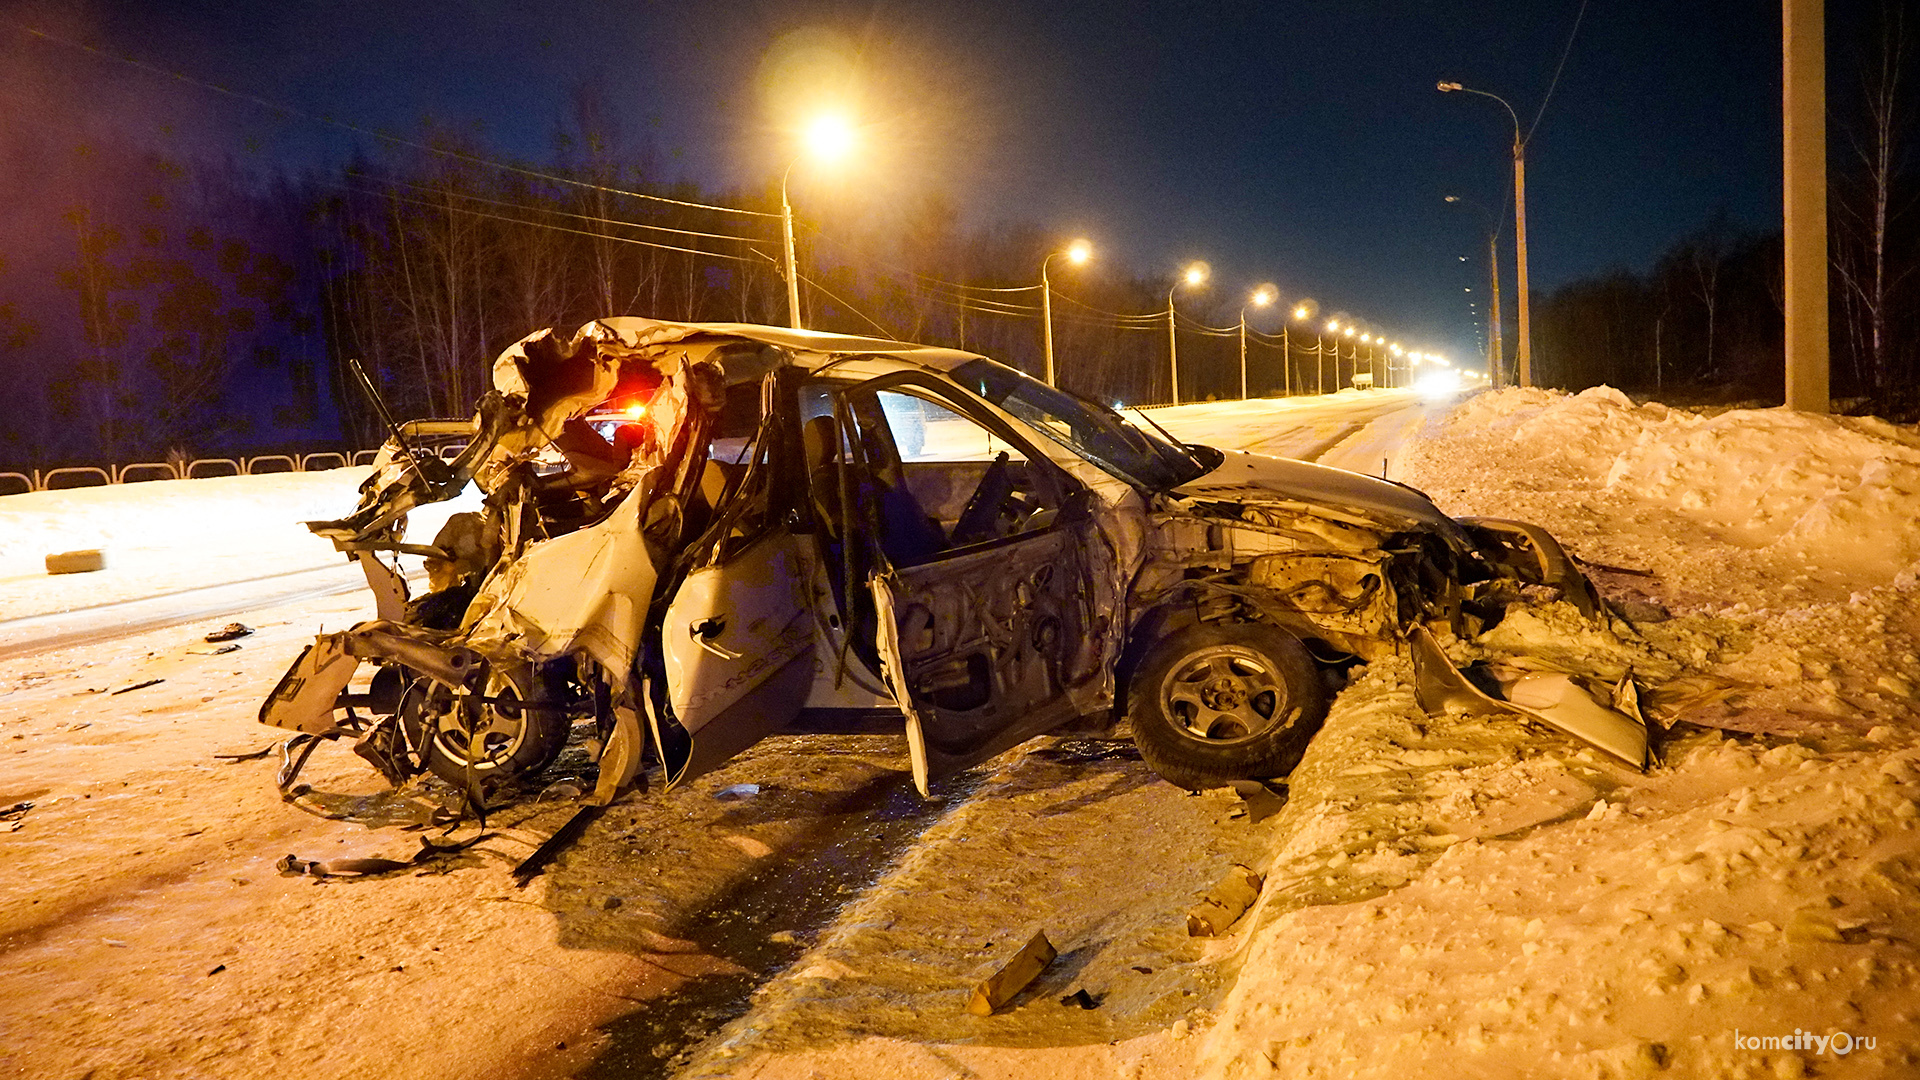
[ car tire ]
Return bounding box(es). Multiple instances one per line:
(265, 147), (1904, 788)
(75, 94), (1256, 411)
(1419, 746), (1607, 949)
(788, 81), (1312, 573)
(402, 665), (569, 788)
(1128, 621), (1329, 790)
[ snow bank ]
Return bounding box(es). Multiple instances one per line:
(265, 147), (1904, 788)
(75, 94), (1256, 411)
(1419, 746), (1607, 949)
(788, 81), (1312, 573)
(0, 468), (477, 621)
(1604, 409), (1920, 578)
(1408, 387), (1920, 599)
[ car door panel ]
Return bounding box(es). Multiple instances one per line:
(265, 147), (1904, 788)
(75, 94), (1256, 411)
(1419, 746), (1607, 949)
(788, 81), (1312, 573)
(658, 528), (813, 787)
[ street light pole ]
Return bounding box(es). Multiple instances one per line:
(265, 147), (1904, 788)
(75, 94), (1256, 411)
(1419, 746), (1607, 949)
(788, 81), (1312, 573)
(1166, 263), (1207, 405)
(777, 114), (857, 332)
(1040, 240), (1092, 388)
(780, 164), (802, 330)
(1166, 287), (1180, 405)
(1439, 81), (1531, 387)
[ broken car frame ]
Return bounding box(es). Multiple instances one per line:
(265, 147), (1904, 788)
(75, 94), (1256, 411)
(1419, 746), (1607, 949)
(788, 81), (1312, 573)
(261, 318), (1650, 806)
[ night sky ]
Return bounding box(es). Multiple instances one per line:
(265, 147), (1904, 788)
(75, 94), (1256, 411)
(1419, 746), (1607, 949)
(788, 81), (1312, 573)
(6, 0), (1812, 366)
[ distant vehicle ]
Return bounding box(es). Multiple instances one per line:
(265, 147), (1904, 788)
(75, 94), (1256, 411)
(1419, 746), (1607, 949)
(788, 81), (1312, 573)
(1351, 371), (1375, 390)
(261, 318), (1643, 803)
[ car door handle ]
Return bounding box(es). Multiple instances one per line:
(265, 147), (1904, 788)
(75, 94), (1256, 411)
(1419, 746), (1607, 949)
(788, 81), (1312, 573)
(689, 617), (742, 661)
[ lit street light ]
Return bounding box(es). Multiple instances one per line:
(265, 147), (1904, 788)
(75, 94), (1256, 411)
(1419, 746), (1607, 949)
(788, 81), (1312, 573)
(1040, 239), (1092, 387)
(1438, 80), (1532, 386)
(780, 114), (856, 330)
(1240, 284), (1276, 400)
(1167, 262), (1208, 404)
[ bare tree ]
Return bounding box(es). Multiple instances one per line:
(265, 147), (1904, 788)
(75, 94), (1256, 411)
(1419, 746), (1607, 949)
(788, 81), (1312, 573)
(1834, 0), (1915, 398)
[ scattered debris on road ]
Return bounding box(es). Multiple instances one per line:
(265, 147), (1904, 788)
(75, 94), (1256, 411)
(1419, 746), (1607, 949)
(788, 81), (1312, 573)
(45, 549), (106, 575)
(1187, 863), (1263, 936)
(186, 643), (242, 656)
(1, 800), (31, 832)
(967, 929), (1058, 1016)
(204, 623), (253, 643)
(511, 804), (607, 886)
(1229, 778), (1287, 822)
(108, 678), (164, 695)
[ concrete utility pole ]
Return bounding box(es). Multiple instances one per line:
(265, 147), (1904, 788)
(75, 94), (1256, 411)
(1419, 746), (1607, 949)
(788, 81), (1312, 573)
(1439, 82), (1533, 387)
(1783, 0), (1830, 413)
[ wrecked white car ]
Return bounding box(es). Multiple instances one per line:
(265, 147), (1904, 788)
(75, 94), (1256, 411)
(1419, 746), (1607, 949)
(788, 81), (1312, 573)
(260, 318), (1647, 804)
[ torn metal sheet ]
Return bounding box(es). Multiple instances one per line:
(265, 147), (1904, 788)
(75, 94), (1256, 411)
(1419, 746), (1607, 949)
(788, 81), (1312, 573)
(1410, 626), (1649, 769)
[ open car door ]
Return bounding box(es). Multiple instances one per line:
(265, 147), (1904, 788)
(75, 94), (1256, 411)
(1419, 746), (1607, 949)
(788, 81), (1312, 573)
(821, 374), (1120, 794)
(655, 379), (817, 788)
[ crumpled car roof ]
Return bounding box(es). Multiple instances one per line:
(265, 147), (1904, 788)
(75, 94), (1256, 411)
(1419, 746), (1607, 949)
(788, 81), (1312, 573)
(491, 317), (988, 398)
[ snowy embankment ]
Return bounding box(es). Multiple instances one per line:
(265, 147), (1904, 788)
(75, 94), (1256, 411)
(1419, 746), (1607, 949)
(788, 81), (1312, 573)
(0, 470), (369, 620)
(1187, 389), (1920, 1080)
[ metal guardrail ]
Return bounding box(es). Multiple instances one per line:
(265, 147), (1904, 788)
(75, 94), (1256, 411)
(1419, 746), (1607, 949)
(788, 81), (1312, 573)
(0, 452), (369, 495)
(186, 458), (241, 479)
(43, 466), (112, 490)
(245, 454), (298, 475)
(115, 462), (179, 483)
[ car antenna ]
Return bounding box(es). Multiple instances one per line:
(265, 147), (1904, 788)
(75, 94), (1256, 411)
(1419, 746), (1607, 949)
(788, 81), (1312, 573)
(348, 357), (421, 462)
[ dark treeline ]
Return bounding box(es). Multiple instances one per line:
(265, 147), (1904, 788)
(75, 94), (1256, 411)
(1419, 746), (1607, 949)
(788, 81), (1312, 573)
(2, 118), (1322, 470)
(1533, 3), (1917, 415)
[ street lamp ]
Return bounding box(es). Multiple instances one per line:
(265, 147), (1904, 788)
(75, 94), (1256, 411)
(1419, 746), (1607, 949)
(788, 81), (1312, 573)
(780, 113), (856, 330)
(1239, 284), (1276, 400)
(1438, 80), (1531, 386)
(1040, 239), (1092, 387)
(1167, 262), (1208, 404)
(1343, 324), (1358, 390)
(1445, 194), (1505, 386)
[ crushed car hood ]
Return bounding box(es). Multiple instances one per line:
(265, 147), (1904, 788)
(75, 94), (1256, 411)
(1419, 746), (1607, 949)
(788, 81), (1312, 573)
(1176, 449), (1470, 539)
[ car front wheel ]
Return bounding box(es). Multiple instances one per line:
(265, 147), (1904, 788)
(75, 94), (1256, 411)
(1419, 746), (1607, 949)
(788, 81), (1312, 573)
(1128, 622), (1330, 790)
(399, 665), (569, 788)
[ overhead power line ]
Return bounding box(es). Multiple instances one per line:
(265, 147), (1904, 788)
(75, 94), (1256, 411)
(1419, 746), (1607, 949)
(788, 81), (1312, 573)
(4, 18), (780, 220)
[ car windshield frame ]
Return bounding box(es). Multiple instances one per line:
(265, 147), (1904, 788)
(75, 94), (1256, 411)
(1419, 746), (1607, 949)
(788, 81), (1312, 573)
(949, 358), (1211, 492)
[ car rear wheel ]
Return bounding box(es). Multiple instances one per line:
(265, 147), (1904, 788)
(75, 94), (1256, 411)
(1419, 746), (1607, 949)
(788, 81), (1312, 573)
(1128, 622), (1330, 790)
(399, 665), (568, 787)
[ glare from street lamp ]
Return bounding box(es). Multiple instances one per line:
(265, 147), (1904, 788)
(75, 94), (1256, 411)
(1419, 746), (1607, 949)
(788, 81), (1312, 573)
(1344, 326), (1357, 338)
(1183, 262), (1208, 287)
(1325, 319), (1340, 332)
(1066, 238), (1093, 264)
(802, 113), (856, 161)
(1250, 285), (1276, 307)
(1293, 304), (1310, 321)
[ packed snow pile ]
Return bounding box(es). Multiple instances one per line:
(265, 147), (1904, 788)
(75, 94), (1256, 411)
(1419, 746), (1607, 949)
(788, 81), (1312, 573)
(0, 468), (484, 621)
(1178, 387), (1920, 1080)
(1406, 386), (1920, 603)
